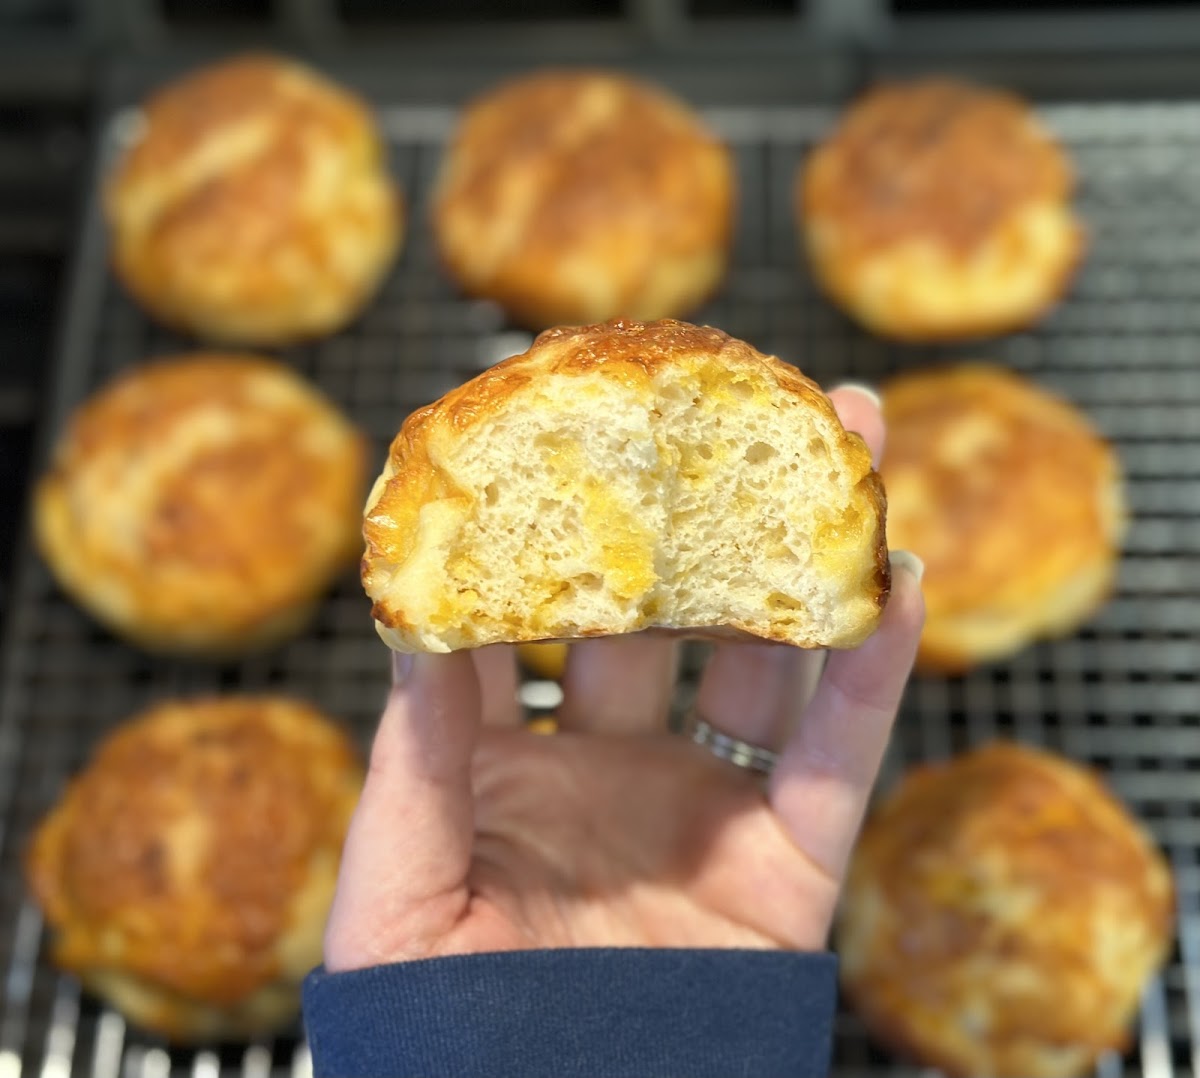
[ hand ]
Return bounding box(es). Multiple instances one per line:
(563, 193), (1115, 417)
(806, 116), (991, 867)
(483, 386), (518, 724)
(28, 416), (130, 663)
(324, 387), (925, 970)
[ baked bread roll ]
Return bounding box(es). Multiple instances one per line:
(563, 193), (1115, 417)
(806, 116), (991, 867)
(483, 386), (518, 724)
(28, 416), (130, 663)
(364, 318), (888, 653)
(881, 364), (1124, 671)
(839, 741), (1174, 1078)
(799, 79), (1082, 341)
(517, 642), (569, 680)
(35, 354), (366, 654)
(106, 54), (402, 345)
(432, 70), (734, 328)
(26, 696), (363, 1042)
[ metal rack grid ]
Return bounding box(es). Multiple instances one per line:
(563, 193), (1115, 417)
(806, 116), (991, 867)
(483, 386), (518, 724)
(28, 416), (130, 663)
(0, 99), (1198, 1077)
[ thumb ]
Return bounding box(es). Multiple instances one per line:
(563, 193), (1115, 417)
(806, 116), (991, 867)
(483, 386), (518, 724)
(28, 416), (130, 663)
(324, 651), (480, 971)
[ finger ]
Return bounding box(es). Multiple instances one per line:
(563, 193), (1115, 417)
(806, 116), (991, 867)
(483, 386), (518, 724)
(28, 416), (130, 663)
(472, 644), (522, 727)
(693, 644), (825, 750)
(557, 633), (678, 734)
(769, 552), (925, 888)
(828, 384), (884, 467)
(688, 383), (883, 749)
(325, 651), (479, 971)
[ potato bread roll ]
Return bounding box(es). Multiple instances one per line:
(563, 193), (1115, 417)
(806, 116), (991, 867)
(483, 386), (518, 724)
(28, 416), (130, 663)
(363, 319), (888, 653)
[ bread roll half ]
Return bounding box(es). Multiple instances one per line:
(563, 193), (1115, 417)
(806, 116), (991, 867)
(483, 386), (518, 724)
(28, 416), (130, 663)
(363, 319), (889, 652)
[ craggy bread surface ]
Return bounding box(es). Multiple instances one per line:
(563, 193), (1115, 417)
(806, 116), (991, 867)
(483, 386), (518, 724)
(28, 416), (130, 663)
(881, 363), (1123, 670)
(839, 741), (1174, 1078)
(26, 696), (363, 1040)
(35, 354), (367, 653)
(800, 80), (1082, 341)
(433, 70), (733, 327)
(107, 54), (402, 344)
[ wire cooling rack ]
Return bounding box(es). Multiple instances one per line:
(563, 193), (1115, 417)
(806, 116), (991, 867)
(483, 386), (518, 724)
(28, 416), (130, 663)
(0, 100), (1196, 1078)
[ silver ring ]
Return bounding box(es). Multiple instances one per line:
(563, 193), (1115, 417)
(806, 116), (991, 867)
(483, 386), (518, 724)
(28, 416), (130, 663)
(683, 712), (779, 776)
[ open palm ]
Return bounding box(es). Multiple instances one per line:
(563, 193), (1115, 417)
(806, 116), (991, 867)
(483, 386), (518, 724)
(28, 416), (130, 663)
(324, 388), (924, 973)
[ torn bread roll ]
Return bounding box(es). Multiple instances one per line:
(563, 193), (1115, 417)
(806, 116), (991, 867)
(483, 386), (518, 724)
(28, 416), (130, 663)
(363, 319), (889, 653)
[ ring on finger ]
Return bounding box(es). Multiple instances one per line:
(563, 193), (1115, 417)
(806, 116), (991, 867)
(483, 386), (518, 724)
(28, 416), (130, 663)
(682, 710), (780, 776)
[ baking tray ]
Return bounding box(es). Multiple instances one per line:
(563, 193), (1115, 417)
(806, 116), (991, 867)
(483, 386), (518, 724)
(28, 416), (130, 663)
(0, 99), (1197, 1077)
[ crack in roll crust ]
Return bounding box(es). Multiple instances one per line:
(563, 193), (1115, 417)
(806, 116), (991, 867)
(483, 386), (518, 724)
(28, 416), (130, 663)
(880, 364), (1125, 672)
(25, 696), (364, 1042)
(838, 742), (1174, 1078)
(106, 54), (403, 345)
(799, 79), (1083, 341)
(432, 70), (735, 328)
(35, 355), (367, 654)
(363, 318), (888, 653)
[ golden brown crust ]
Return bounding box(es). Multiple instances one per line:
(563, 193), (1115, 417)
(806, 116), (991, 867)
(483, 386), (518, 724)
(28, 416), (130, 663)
(432, 70), (734, 328)
(817, 237), (1084, 346)
(35, 354), (367, 654)
(839, 742), (1174, 1078)
(26, 696), (363, 1040)
(880, 364), (1123, 671)
(799, 79), (1083, 341)
(363, 318), (889, 651)
(517, 642), (570, 680)
(804, 80), (1072, 254)
(106, 54), (402, 345)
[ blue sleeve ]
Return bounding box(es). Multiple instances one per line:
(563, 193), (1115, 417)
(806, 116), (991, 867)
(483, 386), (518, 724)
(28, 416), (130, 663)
(302, 948), (837, 1078)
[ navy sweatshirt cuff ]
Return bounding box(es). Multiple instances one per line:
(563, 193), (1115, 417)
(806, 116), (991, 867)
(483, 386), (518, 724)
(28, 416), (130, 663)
(303, 947), (837, 1078)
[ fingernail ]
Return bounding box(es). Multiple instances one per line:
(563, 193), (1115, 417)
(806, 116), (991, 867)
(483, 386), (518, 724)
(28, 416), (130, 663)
(889, 549), (925, 584)
(833, 383), (882, 410)
(391, 651), (414, 687)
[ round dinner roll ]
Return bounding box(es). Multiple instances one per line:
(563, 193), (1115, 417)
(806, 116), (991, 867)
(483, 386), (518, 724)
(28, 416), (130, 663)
(838, 741), (1174, 1078)
(106, 53), (402, 345)
(35, 355), (367, 654)
(363, 318), (888, 653)
(880, 364), (1124, 671)
(26, 696), (363, 1042)
(432, 70), (735, 328)
(799, 79), (1082, 341)
(517, 642), (569, 680)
